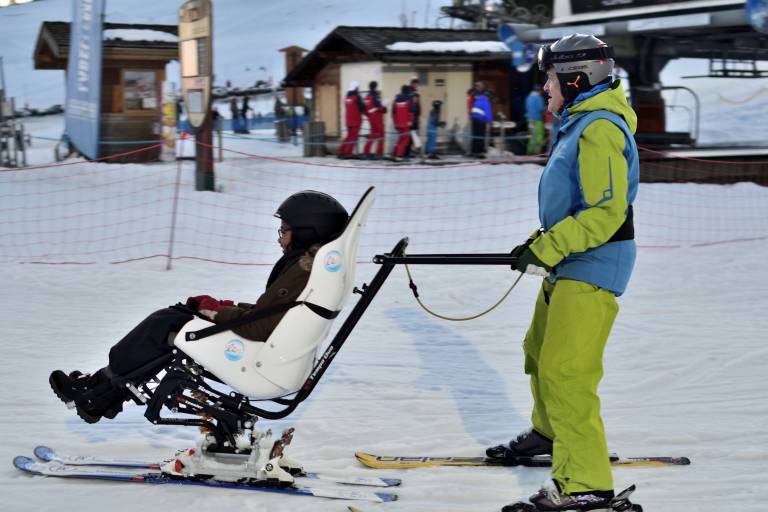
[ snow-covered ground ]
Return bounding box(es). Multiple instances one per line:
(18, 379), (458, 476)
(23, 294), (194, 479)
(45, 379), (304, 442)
(1, 114), (767, 511)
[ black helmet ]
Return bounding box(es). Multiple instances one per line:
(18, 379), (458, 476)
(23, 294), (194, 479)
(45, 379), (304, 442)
(369, 80), (378, 91)
(275, 191), (349, 249)
(432, 99), (443, 108)
(538, 33), (614, 103)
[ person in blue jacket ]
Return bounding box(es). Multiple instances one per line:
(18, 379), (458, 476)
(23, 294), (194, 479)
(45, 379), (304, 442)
(488, 34), (640, 512)
(467, 81), (493, 157)
(525, 86), (546, 155)
(425, 100), (446, 159)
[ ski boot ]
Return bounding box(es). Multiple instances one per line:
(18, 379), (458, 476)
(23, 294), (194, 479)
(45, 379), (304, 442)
(502, 483), (642, 512)
(49, 369), (125, 423)
(487, 428), (553, 461)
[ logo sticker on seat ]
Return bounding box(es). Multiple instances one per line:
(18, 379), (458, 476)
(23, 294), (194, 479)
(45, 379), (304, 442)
(224, 340), (245, 361)
(324, 250), (343, 272)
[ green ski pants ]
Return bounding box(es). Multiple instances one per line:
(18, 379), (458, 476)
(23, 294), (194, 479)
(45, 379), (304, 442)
(523, 278), (618, 493)
(527, 120), (545, 155)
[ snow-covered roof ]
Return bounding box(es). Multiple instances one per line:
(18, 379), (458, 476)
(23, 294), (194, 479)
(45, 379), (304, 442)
(103, 29), (178, 44)
(385, 41), (509, 53)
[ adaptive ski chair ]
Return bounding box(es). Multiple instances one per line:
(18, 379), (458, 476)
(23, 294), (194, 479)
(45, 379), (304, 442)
(116, 187), (393, 483)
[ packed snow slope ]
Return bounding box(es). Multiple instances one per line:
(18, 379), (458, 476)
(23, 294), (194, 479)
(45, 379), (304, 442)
(1, 126), (767, 511)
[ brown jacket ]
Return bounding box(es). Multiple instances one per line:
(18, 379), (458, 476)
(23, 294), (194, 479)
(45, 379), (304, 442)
(215, 246), (317, 341)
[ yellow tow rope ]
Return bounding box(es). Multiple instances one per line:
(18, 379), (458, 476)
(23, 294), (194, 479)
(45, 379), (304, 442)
(403, 254), (524, 322)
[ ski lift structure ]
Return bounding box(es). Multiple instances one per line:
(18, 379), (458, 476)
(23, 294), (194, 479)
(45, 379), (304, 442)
(486, 0), (768, 184)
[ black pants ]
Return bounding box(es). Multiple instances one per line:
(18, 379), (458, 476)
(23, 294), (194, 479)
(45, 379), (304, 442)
(471, 118), (487, 155)
(108, 306), (194, 378)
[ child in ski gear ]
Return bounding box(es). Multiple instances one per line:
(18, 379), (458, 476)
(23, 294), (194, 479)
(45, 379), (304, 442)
(391, 85), (413, 159)
(50, 191), (349, 424)
(467, 81), (492, 157)
(525, 87), (546, 155)
(425, 100), (446, 159)
(338, 81), (366, 158)
(363, 81), (386, 159)
(495, 33), (639, 512)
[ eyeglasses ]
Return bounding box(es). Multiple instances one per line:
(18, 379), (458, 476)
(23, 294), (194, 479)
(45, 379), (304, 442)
(278, 227), (292, 238)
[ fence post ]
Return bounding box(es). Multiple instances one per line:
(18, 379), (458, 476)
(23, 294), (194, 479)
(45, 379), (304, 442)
(303, 120), (325, 157)
(166, 138), (184, 271)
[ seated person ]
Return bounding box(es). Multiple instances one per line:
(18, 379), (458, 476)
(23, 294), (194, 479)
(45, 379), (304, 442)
(49, 191), (349, 424)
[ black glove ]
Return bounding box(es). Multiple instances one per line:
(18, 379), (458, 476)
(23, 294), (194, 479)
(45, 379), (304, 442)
(510, 241), (530, 261)
(510, 229), (542, 269)
(514, 247), (552, 277)
(510, 229), (550, 276)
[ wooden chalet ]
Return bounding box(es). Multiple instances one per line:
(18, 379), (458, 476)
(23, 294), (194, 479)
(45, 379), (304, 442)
(34, 21), (178, 161)
(283, 26), (518, 140)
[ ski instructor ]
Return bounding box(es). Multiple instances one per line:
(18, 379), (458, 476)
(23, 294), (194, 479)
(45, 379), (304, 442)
(490, 34), (639, 511)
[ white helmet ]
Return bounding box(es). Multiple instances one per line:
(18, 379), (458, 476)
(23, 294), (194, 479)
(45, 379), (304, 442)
(538, 33), (615, 102)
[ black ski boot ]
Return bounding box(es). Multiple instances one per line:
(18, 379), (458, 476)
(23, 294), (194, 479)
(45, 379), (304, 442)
(487, 428), (553, 460)
(529, 480), (613, 511)
(49, 369), (126, 423)
(502, 480), (615, 512)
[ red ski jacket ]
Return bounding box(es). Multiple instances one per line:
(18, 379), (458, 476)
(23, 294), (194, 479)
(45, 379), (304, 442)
(344, 92), (366, 127)
(392, 94), (412, 128)
(364, 92), (386, 125)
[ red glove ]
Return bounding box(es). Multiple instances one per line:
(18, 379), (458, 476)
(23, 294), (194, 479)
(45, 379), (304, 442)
(185, 295), (234, 312)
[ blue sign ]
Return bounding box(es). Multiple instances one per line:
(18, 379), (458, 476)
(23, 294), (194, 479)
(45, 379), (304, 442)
(746, 0), (768, 34)
(65, 0), (105, 160)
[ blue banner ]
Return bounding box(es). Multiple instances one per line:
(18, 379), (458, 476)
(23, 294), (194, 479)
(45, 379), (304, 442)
(497, 24), (527, 67)
(65, 0), (104, 160)
(746, 0), (768, 34)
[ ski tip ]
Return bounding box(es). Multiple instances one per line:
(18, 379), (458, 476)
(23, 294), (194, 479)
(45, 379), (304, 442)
(354, 452), (376, 467)
(33, 446), (55, 462)
(381, 477), (402, 487)
(376, 491), (398, 502)
(13, 455), (41, 474)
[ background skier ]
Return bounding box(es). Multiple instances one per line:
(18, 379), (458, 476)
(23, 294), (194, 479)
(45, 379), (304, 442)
(391, 84), (413, 160)
(229, 98), (241, 133)
(525, 86), (546, 155)
(406, 77), (422, 156)
(362, 81), (386, 159)
(338, 81), (366, 158)
(489, 33), (639, 512)
(425, 99), (446, 159)
(467, 81), (492, 158)
(240, 96), (251, 134)
(49, 192), (349, 424)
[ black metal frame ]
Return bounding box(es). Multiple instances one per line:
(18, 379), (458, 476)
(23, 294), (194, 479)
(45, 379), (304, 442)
(75, 237), (519, 449)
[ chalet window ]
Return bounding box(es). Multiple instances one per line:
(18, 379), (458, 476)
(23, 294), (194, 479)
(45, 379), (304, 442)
(123, 70), (157, 111)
